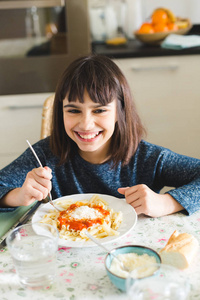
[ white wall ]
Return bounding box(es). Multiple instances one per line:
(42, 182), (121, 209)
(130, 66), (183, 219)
(141, 0), (200, 24)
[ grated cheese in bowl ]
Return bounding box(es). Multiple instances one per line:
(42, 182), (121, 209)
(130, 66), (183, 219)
(110, 253), (157, 278)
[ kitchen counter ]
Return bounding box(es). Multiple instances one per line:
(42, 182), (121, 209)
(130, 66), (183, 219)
(92, 25), (200, 58)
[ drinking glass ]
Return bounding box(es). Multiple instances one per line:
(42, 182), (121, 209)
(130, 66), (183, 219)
(6, 222), (59, 289)
(126, 263), (190, 300)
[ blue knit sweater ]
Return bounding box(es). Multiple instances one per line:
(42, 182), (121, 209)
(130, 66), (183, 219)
(0, 138), (200, 215)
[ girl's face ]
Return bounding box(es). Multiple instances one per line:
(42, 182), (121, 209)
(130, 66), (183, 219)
(63, 90), (117, 164)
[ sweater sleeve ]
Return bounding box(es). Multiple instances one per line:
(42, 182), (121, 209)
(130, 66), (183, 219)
(155, 149), (200, 215)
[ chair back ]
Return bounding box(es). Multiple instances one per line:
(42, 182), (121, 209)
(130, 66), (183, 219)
(40, 95), (54, 139)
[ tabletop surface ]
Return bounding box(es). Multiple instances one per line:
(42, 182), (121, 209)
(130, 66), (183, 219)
(1, 207), (200, 300)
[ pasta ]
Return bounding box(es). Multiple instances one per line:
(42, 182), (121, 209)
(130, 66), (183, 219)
(40, 195), (123, 241)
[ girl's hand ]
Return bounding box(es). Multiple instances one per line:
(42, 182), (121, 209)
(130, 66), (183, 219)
(17, 166), (52, 206)
(118, 184), (183, 217)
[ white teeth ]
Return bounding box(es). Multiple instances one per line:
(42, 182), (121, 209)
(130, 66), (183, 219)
(78, 132), (100, 139)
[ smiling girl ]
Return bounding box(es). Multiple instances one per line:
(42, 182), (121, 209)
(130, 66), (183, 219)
(0, 54), (200, 217)
(62, 91), (117, 164)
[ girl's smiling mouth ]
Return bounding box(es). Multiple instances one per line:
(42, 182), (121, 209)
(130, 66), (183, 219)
(75, 131), (102, 142)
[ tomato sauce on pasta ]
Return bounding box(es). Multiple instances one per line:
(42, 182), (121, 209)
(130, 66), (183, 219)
(58, 202), (110, 231)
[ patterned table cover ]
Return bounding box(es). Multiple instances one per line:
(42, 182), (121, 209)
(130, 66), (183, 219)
(1, 210), (200, 300)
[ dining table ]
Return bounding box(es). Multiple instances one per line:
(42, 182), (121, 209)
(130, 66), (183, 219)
(0, 205), (200, 300)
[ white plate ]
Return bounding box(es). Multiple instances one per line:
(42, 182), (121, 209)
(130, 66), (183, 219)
(32, 193), (137, 248)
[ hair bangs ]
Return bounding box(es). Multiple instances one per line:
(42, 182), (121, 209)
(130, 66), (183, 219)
(61, 58), (119, 106)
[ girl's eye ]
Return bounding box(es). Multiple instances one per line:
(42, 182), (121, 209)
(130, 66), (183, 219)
(67, 109), (81, 114)
(94, 109), (106, 114)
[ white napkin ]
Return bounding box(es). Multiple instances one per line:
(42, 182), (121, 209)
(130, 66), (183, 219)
(161, 34), (200, 50)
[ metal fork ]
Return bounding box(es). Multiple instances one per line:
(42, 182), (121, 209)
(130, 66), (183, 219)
(26, 140), (62, 212)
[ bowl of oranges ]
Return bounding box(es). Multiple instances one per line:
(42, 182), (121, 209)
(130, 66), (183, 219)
(135, 8), (192, 45)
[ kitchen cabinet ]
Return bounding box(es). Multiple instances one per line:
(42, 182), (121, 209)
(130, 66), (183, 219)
(0, 1), (64, 9)
(113, 55), (200, 159)
(0, 0), (91, 95)
(0, 93), (52, 169)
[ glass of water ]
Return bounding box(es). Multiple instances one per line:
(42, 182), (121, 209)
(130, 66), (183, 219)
(6, 222), (59, 289)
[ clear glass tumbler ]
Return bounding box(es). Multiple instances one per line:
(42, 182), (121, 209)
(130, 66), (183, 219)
(126, 263), (190, 300)
(6, 222), (59, 289)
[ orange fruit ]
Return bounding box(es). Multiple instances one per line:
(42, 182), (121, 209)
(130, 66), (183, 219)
(168, 22), (179, 31)
(153, 23), (169, 32)
(138, 23), (155, 34)
(152, 9), (169, 25)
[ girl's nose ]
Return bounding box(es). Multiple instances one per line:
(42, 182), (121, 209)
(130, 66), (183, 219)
(79, 113), (94, 130)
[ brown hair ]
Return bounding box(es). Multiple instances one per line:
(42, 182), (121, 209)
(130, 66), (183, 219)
(50, 54), (145, 166)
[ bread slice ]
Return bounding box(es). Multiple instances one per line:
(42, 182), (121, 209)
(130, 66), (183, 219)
(159, 230), (199, 269)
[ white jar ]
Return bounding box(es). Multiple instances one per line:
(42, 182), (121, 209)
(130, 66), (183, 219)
(124, 0), (143, 39)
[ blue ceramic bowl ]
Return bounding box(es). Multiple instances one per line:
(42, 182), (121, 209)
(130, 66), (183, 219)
(104, 245), (161, 292)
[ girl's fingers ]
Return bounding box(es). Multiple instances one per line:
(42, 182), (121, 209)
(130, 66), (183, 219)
(32, 177), (52, 193)
(118, 185), (151, 215)
(118, 186), (138, 197)
(118, 187), (129, 195)
(127, 193), (140, 205)
(118, 186), (139, 197)
(33, 167), (52, 180)
(27, 168), (52, 191)
(29, 187), (44, 201)
(22, 168), (52, 202)
(31, 183), (50, 200)
(118, 186), (140, 204)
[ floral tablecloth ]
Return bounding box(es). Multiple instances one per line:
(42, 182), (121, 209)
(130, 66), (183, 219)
(1, 211), (200, 300)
